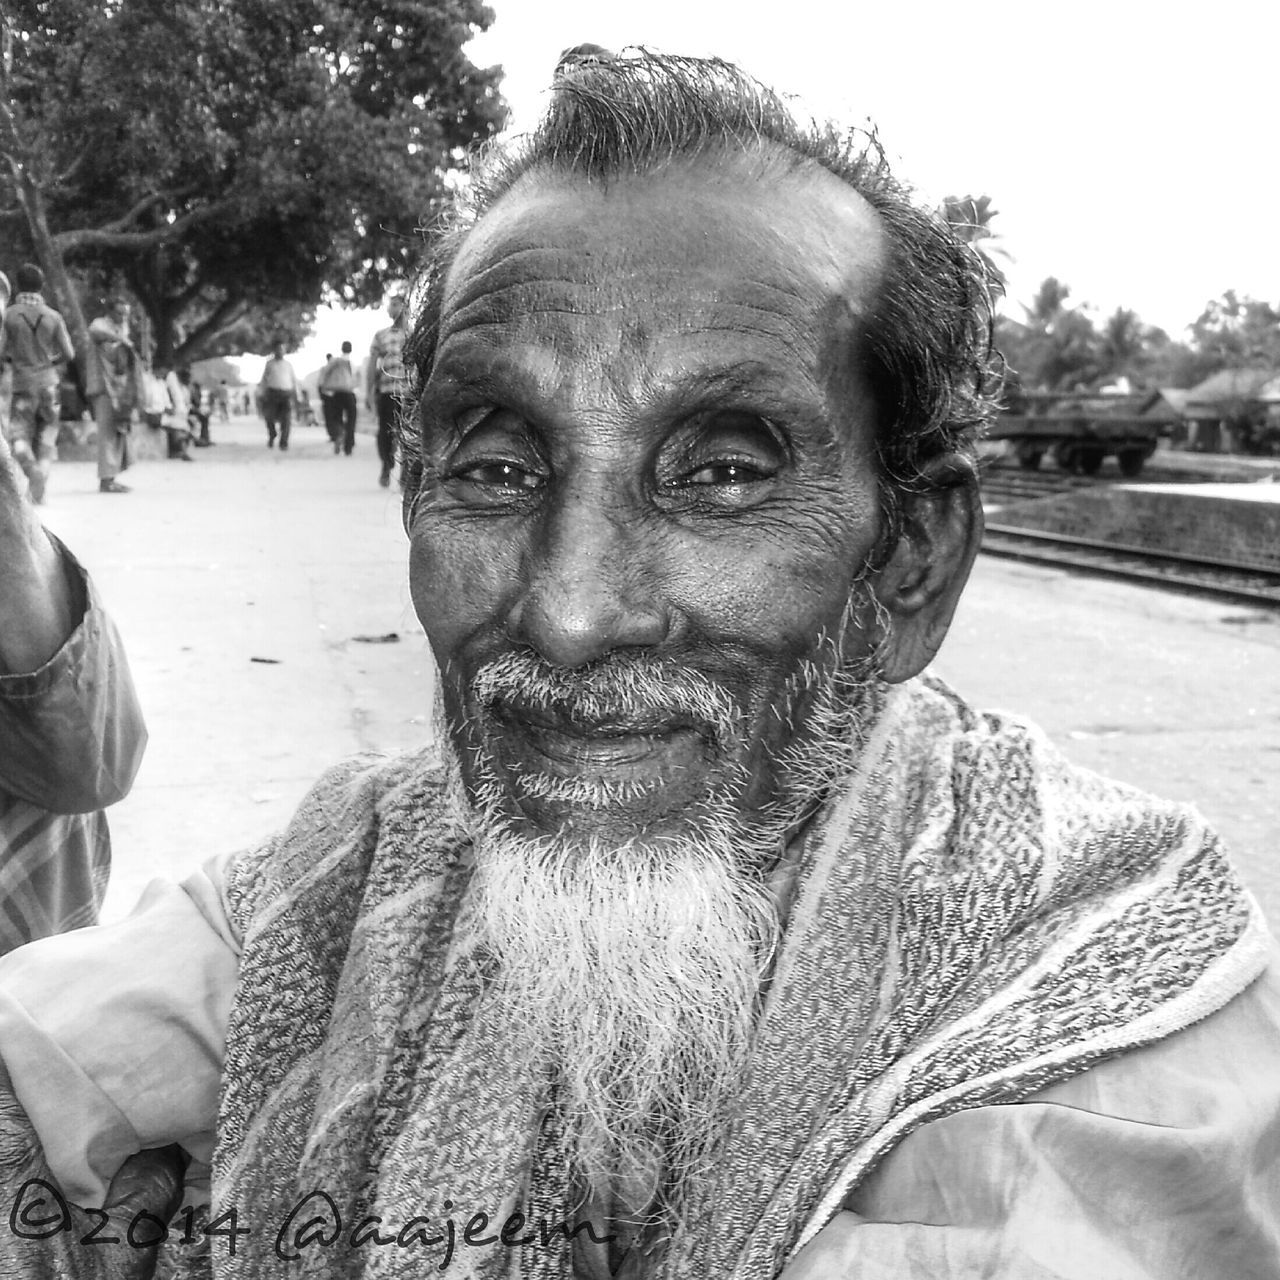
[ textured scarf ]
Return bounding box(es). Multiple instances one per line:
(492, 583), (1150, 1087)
(171, 675), (1267, 1279)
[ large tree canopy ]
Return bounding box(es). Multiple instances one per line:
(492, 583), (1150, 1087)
(0, 0), (504, 367)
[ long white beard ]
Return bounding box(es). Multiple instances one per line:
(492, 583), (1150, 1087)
(467, 807), (779, 1222)
(443, 616), (883, 1223)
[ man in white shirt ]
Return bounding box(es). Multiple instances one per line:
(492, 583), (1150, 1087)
(257, 342), (299, 451)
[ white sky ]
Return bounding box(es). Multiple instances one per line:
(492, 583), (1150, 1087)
(284, 0), (1279, 374)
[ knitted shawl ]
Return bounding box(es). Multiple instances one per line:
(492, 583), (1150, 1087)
(175, 675), (1268, 1279)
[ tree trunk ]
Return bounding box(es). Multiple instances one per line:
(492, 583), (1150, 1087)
(13, 167), (91, 387)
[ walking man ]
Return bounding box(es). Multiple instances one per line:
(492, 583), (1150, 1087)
(366, 292), (409, 486)
(85, 296), (143, 494)
(0, 264), (77, 504)
(319, 341), (359, 455)
(258, 341), (299, 450)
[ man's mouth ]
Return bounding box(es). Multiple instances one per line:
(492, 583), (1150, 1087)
(482, 700), (718, 818)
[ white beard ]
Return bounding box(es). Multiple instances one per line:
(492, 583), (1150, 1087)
(465, 803), (779, 1223)
(441, 608), (883, 1224)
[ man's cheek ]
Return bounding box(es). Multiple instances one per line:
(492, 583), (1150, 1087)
(409, 526), (518, 654)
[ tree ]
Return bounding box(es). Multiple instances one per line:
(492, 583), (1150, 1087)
(0, 0), (505, 369)
(996, 277), (1102, 392)
(1188, 291), (1280, 370)
(940, 193), (1010, 290)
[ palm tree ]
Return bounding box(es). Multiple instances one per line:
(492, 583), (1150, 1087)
(940, 193), (1011, 288)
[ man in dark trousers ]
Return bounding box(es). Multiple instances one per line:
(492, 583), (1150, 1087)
(366, 293), (409, 486)
(0, 264), (76, 503)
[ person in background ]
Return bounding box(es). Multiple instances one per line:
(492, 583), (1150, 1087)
(187, 379), (212, 447)
(161, 366), (196, 461)
(318, 340), (358, 456)
(258, 341), (299, 451)
(85, 296), (144, 494)
(317, 352), (336, 446)
(140, 365), (185, 461)
(366, 292), (409, 487)
(0, 264), (77, 504)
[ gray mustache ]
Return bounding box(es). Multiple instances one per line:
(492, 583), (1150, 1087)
(471, 651), (739, 744)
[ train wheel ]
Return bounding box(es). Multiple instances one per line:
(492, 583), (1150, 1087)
(1117, 449), (1146, 477)
(1078, 446), (1105, 475)
(1053, 441), (1079, 472)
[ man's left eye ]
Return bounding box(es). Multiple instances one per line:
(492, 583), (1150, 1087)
(677, 461), (769, 487)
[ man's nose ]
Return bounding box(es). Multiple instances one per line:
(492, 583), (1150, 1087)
(505, 496), (671, 668)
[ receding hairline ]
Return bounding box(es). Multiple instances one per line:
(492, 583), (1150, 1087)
(441, 142), (890, 318)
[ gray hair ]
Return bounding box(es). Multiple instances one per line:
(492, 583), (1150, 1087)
(402, 50), (1002, 525)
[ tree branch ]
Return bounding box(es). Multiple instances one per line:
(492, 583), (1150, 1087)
(97, 186), (202, 234)
(175, 295), (250, 364)
(53, 198), (237, 254)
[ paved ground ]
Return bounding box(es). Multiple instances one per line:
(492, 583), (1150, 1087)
(35, 414), (1280, 925)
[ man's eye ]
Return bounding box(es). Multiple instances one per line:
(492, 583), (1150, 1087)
(677, 461), (769, 487)
(457, 461), (543, 491)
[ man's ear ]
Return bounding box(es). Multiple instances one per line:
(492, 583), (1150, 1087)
(871, 454), (983, 684)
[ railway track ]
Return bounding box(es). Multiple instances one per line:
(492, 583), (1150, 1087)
(980, 524), (1280, 608)
(978, 461), (1221, 507)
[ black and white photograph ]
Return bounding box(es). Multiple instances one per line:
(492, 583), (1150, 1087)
(0, 1), (1277, 1276)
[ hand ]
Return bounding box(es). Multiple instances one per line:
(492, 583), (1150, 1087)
(91, 1147), (188, 1278)
(0, 431), (76, 674)
(0, 424), (23, 489)
(0, 1059), (185, 1280)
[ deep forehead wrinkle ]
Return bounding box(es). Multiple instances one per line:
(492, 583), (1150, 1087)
(443, 233), (814, 321)
(437, 285), (827, 395)
(441, 258), (822, 349)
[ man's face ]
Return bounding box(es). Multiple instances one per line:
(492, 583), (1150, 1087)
(272, 343), (285, 359)
(388, 295), (406, 323)
(410, 153), (890, 850)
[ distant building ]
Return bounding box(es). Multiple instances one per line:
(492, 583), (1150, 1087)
(1182, 368), (1280, 454)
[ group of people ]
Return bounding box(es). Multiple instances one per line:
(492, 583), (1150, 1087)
(257, 292), (410, 487)
(0, 269), (221, 499)
(3, 261), (412, 500)
(0, 49), (1275, 1280)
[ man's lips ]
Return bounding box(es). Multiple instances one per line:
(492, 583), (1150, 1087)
(483, 701), (717, 812)
(509, 719), (702, 768)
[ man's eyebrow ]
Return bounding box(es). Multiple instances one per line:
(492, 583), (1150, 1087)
(642, 359), (833, 437)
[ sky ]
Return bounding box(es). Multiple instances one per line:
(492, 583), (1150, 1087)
(282, 0), (1279, 375)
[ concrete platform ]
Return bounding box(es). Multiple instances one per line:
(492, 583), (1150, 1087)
(994, 482), (1280, 571)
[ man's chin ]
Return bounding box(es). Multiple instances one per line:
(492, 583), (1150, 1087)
(471, 779), (718, 850)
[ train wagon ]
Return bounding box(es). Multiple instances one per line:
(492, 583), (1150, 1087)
(988, 392), (1164, 477)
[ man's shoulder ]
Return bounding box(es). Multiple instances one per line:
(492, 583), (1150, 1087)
(1038, 941), (1280, 1112)
(844, 947), (1280, 1269)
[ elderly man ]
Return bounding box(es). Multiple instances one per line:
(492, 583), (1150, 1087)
(0, 51), (1277, 1280)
